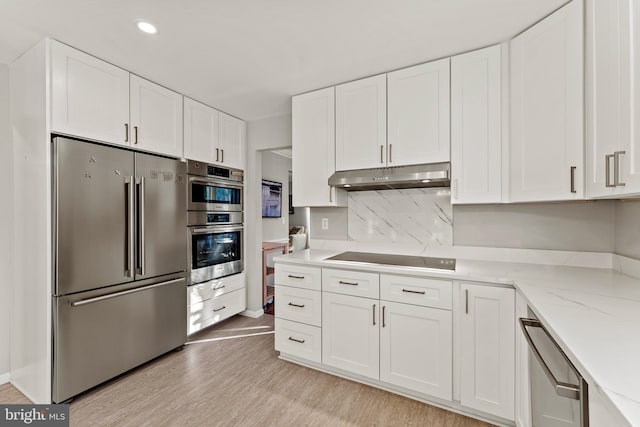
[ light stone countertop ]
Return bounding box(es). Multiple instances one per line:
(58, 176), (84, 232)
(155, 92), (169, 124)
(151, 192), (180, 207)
(274, 249), (640, 426)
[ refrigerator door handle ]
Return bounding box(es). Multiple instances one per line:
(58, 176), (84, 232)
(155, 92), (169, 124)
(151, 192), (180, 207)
(125, 177), (135, 278)
(137, 176), (146, 276)
(71, 278), (185, 307)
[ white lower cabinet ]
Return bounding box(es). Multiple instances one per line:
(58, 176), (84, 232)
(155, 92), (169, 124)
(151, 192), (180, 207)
(188, 287), (246, 335)
(275, 318), (322, 363)
(322, 292), (380, 380)
(380, 301), (452, 400)
(460, 283), (515, 421)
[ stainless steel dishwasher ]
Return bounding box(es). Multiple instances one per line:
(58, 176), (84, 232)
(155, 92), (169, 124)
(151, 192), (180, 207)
(520, 314), (589, 427)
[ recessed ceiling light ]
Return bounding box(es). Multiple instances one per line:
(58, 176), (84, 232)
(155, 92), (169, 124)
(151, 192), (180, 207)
(137, 21), (157, 34)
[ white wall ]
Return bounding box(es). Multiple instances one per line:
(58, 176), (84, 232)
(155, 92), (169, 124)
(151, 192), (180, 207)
(0, 64), (13, 380)
(245, 114), (292, 314)
(454, 201), (616, 252)
(261, 151), (291, 242)
(615, 200), (640, 260)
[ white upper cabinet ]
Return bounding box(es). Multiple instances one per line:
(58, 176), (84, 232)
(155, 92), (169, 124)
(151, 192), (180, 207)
(130, 75), (183, 158)
(586, 0), (640, 197)
(183, 97), (219, 164)
(218, 112), (246, 170)
(292, 87), (347, 207)
(387, 58), (450, 166)
(451, 45), (503, 204)
(509, 0), (584, 202)
(336, 74), (387, 171)
(460, 283), (515, 421)
(184, 99), (246, 169)
(50, 40), (130, 147)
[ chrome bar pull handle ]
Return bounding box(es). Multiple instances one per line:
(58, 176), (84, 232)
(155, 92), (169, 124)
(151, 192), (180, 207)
(137, 176), (146, 276)
(134, 126), (139, 144)
(329, 187), (333, 203)
(570, 166), (576, 193)
(380, 145), (384, 164)
(605, 154), (615, 187)
(125, 123), (129, 143)
(221, 149), (224, 163)
(216, 148), (219, 162)
(125, 177), (135, 278)
(288, 337), (305, 344)
(465, 289), (469, 314)
(213, 305), (226, 312)
(389, 144), (393, 163)
(288, 302), (305, 308)
(71, 278), (185, 307)
(288, 274), (305, 279)
(373, 304), (377, 326)
(614, 151), (626, 187)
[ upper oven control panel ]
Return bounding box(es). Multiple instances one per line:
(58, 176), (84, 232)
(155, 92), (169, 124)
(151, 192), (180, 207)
(187, 160), (243, 183)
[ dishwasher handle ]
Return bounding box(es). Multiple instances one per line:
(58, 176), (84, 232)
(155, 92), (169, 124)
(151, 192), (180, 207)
(519, 318), (581, 400)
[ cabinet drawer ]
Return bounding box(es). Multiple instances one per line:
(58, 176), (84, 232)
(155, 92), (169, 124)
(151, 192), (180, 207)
(188, 288), (246, 335)
(275, 318), (321, 363)
(276, 286), (321, 327)
(275, 263), (322, 290)
(188, 273), (246, 305)
(322, 268), (380, 298)
(380, 274), (452, 310)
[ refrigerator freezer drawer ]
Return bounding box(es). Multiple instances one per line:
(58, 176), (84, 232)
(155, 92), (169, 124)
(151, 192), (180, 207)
(53, 275), (187, 403)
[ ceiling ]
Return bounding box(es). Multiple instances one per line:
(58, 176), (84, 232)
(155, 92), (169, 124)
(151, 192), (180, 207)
(0, 0), (567, 122)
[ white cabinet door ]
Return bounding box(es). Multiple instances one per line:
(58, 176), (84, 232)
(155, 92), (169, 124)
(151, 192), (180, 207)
(380, 301), (452, 400)
(515, 293), (531, 427)
(130, 75), (183, 158)
(292, 87), (346, 207)
(387, 58), (450, 166)
(218, 112), (245, 170)
(335, 74), (387, 171)
(451, 45), (503, 204)
(460, 284), (515, 421)
(183, 97), (219, 163)
(322, 292), (379, 380)
(585, 0), (640, 197)
(509, 0), (584, 202)
(50, 40), (130, 146)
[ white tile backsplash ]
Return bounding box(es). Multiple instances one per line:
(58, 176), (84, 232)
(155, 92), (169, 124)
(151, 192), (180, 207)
(347, 188), (453, 248)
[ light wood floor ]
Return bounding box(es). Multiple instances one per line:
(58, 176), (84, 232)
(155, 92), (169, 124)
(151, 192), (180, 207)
(0, 315), (491, 426)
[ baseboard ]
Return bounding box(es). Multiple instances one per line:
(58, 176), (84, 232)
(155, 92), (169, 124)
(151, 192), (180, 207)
(613, 254), (640, 279)
(0, 372), (9, 385)
(240, 308), (264, 318)
(9, 379), (39, 404)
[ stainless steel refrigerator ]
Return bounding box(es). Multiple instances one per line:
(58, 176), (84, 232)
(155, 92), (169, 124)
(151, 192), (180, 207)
(52, 137), (187, 403)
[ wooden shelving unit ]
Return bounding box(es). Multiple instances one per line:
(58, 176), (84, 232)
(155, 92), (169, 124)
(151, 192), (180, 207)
(262, 241), (288, 307)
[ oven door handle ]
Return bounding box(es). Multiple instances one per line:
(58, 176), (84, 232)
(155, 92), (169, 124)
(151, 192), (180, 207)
(192, 227), (243, 234)
(519, 318), (581, 400)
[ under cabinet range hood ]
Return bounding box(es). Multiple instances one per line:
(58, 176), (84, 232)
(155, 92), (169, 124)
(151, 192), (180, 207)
(328, 163), (450, 191)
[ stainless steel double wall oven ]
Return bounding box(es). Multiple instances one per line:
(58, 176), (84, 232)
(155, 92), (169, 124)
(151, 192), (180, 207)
(187, 161), (244, 285)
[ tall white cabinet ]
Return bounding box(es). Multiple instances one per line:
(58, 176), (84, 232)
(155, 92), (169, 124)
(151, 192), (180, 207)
(292, 87), (347, 207)
(459, 283), (515, 421)
(387, 59), (450, 166)
(451, 45), (504, 204)
(335, 74), (387, 171)
(509, 0), (584, 202)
